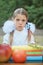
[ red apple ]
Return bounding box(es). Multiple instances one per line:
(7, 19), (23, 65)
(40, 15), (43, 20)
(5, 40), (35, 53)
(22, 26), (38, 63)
(12, 49), (27, 63)
(0, 44), (12, 62)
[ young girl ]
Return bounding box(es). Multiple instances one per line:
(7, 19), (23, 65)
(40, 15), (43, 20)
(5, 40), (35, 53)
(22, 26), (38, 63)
(3, 8), (35, 46)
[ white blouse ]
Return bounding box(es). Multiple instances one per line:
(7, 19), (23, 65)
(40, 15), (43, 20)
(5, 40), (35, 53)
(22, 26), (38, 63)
(3, 28), (35, 46)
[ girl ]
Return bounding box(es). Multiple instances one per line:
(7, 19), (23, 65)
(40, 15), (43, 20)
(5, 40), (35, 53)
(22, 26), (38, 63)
(3, 8), (35, 46)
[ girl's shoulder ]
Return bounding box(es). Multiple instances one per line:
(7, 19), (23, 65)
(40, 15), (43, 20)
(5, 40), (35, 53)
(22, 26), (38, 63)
(2, 20), (15, 33)
(2, 20), (35, 34)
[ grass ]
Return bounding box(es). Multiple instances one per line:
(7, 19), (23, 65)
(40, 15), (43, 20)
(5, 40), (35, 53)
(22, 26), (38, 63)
(35, 35), (43, 45)
(0, 36), (3, 44)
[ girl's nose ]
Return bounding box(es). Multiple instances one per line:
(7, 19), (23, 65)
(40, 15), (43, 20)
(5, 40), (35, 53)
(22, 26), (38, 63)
(19, 21), (22, 24)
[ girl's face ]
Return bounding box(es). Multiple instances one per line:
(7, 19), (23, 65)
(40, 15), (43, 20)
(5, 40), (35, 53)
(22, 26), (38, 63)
(13, 14), (27, 31)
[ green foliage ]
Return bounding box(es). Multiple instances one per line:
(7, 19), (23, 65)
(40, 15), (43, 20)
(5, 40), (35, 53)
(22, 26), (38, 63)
(33, 0), (43, 7)
(25, 6), (43, 29)
(0, 0), (43, 29)
(0, 0), (16, 26)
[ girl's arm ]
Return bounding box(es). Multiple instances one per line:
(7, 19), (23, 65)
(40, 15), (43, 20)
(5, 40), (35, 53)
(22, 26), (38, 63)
(28, 30), (32, 41)
(28, 30), (35, 44)
(3, 34), (10, 44)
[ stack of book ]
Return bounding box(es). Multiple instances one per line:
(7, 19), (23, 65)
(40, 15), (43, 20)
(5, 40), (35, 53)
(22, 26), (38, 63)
(26, 49), (43, 62)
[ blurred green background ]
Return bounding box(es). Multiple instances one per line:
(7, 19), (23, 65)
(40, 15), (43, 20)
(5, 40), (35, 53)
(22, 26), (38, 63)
(0, 0), (43, 29)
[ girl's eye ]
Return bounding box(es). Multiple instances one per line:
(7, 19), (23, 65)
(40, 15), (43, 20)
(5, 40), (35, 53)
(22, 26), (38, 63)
(16, 19), (20, 21)
(22, 19), (25, 22)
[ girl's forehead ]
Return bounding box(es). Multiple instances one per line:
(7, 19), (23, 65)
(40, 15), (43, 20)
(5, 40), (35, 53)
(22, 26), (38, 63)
(14, 14), (27, 19)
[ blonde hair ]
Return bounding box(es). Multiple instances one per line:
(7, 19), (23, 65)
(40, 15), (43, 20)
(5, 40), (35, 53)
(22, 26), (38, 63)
(12, 8), (28, 20)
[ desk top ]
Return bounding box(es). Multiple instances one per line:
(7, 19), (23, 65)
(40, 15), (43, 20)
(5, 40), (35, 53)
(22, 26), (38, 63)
(0, 63), (43, 65)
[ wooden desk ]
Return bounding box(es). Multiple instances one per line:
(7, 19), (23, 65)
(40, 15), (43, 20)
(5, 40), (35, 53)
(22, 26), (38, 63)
(0, 63), (43, 65)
